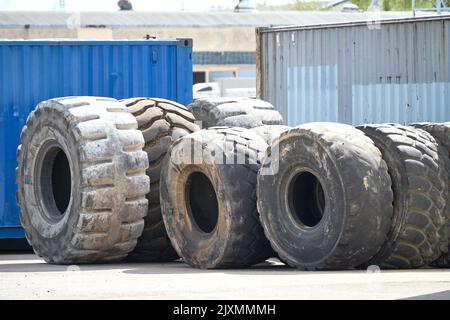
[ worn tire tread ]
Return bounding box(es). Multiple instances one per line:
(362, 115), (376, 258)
(122, 97), (199, 262)
(358, 124), (448, 268)
(17, 97), (149, 264)
(188, 98), (284, 129)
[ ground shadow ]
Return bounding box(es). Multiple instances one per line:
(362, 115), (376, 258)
(0, 239), (32, 252)
(402, 290), (450, 300)
(3, 254), (450, 277)
(0, 253), (38, 261)
(0, 254), (295, 274)
(122, 259), (295, 275)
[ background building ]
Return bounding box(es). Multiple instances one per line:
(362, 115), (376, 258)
(0, 10), (414, 85)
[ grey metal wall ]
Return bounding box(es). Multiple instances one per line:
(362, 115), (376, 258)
(257, 16), (450, 126)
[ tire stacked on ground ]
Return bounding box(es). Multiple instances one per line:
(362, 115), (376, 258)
(257, 123), (394, 270)
(160, 127), (274, 269)
(250, 125), (291, 145)
(121, 98), (200, 262)
(16, 97), (150, 264)
(410, 122), (450, 267)
(357, 124), (449, 268)
(188, 98), (284, 129)
(18, 93), (450, 271)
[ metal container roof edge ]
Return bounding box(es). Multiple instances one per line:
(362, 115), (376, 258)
(256, 14), (450, 33)
(0, 39), (193, 47)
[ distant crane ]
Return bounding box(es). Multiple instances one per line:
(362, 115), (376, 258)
(412, 0), (450, 15)
(58, 0), (65, 11)
(234, 0), (257, 12)
(52, 0), (65, 11)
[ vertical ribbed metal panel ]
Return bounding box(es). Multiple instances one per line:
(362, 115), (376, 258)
(258, 17), (450, 127)
(0, 40), (193, 238)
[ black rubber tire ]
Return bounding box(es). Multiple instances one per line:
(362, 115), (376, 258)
(160, 127), (274, 269)
(257, 123), (393, 270)
(121, 97), (200, 262)
(16, 97), (150, 264)
(411, 122), (450, 267)
(357, 124), (448, 268)
(187, 97), (284, 129)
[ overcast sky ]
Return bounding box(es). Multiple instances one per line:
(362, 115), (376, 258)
(0, 0), (295, 11)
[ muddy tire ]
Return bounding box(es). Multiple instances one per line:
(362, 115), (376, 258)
(121, 97), (200, 262)
(411, 122), (450, 267)
(357, 124), (448, 268)
(160, 127), (273, 269)
(257, 123), (393, 270)
(250, 125), (291, 145)
(188, 98), (284, 129)
(16, 97), (150, 264)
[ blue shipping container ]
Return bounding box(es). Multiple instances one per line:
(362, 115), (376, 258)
(0, 39), (193, 239)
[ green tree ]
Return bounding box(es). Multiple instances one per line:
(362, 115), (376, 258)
(351, 0), (371, 10)
(351, 0), (445, 10)
(286, 0), (328, 10)
(284, 0), (448, 11)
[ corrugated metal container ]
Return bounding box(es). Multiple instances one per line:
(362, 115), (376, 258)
(0, 39), (193, 239)
(257, 16), (450, 126)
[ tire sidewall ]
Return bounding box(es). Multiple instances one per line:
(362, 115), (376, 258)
(258, 132), (345, 267)
(358, 126), (409, 264)
(19, 107), (81, 261)
(161, 139), (232, 268)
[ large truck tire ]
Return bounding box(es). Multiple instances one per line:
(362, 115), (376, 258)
(16, 97), (150, 264)
(411, 122), (450, 267)
(121, 97), (200, 262)
(250, 125), (291, 145)
(160, 127), (273, 269)
(257, 123), (393, 270)
(357, 124), (448, 268)
(187, 98), (284, 129)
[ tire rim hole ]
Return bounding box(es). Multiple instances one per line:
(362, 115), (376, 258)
(185, 172), (219, 234)
(40, 146), (72, 218)
(288, 172), (325, 228)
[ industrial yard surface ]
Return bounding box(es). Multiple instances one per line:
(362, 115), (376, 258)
(1, 253), (450, 300)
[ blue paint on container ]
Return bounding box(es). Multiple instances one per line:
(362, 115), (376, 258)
(0, 39), (193, 240)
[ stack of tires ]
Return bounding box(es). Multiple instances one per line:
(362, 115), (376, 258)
(16, 96), (450, 271)
(258, 123), (449, 270)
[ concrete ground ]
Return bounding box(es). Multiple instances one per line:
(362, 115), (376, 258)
(1, 253), (450, 299)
